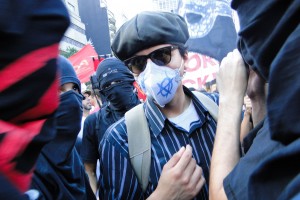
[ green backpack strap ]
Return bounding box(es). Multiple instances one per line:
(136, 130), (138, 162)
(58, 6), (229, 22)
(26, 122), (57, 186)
(192, 91), (218, 121)
(125, 104), (151, 192)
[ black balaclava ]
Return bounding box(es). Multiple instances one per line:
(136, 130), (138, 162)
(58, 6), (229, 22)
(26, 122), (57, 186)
(96, 57), (140, 113)
(31, 56), (95, 200)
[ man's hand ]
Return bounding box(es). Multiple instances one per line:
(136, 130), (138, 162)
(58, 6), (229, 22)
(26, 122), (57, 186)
(217, 49), (248, 106)
(240, 108), (253, 143)
(148, 145), (205, 200)
(244, 95), (252, 109)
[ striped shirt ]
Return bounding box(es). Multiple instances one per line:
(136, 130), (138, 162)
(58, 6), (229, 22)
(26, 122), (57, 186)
(99, 87), (219, 199)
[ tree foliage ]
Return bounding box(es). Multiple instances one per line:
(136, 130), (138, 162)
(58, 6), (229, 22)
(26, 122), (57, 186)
(60, 46), (78, 58)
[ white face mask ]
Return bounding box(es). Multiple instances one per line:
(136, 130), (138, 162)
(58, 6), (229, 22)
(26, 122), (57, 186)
(138, 59), (184, 107)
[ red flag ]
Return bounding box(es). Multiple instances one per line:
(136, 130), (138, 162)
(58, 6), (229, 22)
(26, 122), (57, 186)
(68, 44), (98, 83)
(92, 56), (104, 71)
(133, 81), (147, 102)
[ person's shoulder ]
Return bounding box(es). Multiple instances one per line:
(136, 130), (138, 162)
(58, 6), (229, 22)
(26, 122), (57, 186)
(86, 112), (98, 120)
(190, 89), (219, 105)
(101, 117), (129, 155)
(84, 112), (98, 126)
(100, 117), (130, 159)
(200, 91), (219, 105)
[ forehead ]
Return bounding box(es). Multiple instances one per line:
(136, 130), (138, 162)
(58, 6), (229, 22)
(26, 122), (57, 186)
(61, 82), (76, 89)
(135, 44), (172, 56)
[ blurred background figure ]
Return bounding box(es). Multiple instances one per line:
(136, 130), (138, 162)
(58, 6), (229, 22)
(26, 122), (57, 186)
(76, 89), (92, 154)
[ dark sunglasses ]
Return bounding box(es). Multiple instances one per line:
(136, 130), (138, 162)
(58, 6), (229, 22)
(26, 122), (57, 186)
(124, 46), (178, 74)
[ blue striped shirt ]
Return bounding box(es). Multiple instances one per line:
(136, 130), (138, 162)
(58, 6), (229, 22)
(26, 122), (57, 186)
(99, 87), (219, 199)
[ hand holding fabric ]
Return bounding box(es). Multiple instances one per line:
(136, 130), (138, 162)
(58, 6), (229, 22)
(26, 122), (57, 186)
(148, 145), (205, 200)
(217, 49), (248, 106)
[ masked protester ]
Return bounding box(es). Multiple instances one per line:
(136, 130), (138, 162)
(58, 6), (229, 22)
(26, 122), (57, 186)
(98, 11), (219, 200)
(209, 0), (300, 199)
(30, 56), (95, 200)
(0, 1), (69, 198)
(81, 57), (140, 194)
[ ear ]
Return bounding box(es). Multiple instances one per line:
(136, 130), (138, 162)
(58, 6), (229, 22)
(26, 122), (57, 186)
(183, 52), (189, 70)
(183, 51), (189, 60)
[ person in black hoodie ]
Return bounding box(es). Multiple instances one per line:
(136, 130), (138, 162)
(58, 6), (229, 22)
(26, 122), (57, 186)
(209, 1), (300, 199)
(81, 57), (141, 194)
(30, 56), (95, 200)
(0, 1), (69, 199)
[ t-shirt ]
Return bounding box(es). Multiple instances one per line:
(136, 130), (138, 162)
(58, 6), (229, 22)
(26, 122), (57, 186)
(169, 101), (199, 132)
(81, 105), (124, 163)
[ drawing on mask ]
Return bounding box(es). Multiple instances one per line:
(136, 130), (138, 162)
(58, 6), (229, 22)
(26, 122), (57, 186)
(157, 76), (174, 98)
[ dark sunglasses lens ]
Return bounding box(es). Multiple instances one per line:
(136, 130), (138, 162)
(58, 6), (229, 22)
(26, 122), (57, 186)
(150, 47), (172, 66)
(128, 56), (147, 72)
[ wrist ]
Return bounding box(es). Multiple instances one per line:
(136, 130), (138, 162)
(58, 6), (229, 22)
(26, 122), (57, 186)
(219, 98), (243, 115)
(147, 190), (161, 200)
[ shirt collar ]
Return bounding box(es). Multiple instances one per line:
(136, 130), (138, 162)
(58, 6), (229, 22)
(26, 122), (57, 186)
(144, 86), (210, 137)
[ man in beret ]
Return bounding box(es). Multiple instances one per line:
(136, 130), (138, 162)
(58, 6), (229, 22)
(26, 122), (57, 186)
(99, 11), (219, 199)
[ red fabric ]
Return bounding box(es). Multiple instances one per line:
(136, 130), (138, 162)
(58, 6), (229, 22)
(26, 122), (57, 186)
(68, 44), (98, 83)
(0, 44), (60, 192)
(133, 81), (147, 101)
(0, 120), (45, 191)
(0, 44), (59, 93)
(93, 57), (104, 71)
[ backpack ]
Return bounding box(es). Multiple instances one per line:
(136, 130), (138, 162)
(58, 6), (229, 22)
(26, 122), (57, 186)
(125, 91), (218, 192)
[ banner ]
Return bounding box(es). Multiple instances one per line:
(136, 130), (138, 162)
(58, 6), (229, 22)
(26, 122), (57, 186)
(182, 53), (219, 90)
(177, 0), (237, 91)
(68, 44), (98, 83)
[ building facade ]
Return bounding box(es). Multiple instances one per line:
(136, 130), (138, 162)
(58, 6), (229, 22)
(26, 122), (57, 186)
(60, 0), (88, 53)
(152, 0), (179, 12)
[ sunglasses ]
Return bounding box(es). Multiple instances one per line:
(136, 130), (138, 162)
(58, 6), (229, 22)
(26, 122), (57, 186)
(124, 46), (178, 74)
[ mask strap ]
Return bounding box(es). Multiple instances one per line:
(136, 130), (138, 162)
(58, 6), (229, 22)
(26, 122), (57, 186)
(175, 58), (184, 82)
(179, 58), (184, 72)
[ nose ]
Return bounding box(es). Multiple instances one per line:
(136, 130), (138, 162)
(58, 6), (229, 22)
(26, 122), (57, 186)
(146, 58), (152, 64)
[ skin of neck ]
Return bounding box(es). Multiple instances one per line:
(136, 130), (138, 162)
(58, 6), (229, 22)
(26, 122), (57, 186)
(83, 109), (90, 117)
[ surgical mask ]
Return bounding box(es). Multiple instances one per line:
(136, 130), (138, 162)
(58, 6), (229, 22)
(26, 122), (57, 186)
(138, 60), (184, 107)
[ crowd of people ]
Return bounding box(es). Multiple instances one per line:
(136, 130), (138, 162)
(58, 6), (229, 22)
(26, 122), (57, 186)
(0, 0), (299, 199)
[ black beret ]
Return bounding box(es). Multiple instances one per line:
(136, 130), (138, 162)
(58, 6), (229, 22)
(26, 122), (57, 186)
(111, 11), (189, 61)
